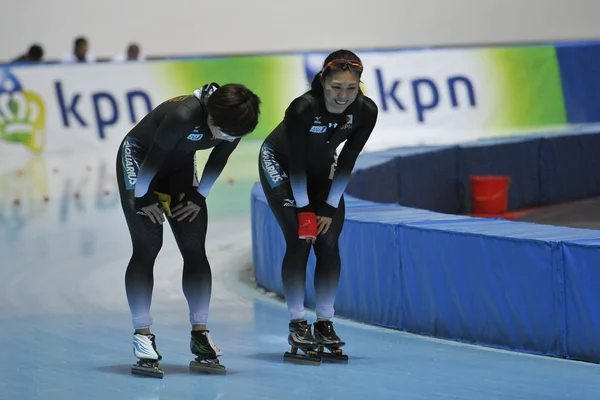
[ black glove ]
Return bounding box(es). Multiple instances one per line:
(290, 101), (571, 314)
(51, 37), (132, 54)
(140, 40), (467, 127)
(317, 203), (337, 218)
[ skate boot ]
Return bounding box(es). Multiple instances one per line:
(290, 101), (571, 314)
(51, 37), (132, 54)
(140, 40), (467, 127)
(131, 333), (164, 378)
(283, 320), (321, 365)
(188, 330), (226, 375)
(313, 320), (348, 363)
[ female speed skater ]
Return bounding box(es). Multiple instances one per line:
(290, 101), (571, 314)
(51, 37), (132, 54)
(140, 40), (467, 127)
(116, 82), (261, 377)
(258, 49), (378, 363)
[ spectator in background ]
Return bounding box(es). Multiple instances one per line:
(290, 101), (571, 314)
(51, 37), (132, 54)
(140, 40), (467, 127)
(62, 36), (96, 63)
(12, 44), (44, 63)
(112, 43), (146, 62)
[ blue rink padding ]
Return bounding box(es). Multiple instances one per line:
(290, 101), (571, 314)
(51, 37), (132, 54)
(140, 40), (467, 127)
(398, 219), (600, 357)
(561, 238), (600, 363)
(538, 129), (600, 204)
(251, 127), (600, 363)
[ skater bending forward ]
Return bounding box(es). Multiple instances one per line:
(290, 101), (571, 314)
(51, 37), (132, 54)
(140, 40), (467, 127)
(258, 49), (378, 360)
(116, 82), (261, 372)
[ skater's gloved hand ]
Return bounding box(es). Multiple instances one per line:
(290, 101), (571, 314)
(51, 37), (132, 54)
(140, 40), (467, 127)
(317, 216), (333, 235)
(140, 203), (166, 225)
(171, 201), (202, 222)
(298, 212), (317, 243)
(171, 190), (205, 222)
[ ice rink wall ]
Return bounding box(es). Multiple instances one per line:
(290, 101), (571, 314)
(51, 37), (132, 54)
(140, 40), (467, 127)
(251, 41), (600, 363)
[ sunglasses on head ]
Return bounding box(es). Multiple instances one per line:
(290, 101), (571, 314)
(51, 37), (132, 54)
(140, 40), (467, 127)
(321, 59), (364, 73)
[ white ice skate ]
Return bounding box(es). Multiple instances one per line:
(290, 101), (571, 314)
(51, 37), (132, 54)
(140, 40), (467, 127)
(133, 333), (161, 360)
(131, 333), (163, 379)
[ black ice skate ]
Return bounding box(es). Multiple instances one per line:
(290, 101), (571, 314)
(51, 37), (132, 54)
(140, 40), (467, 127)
(188, 330), (226, 375)
(283, 320), (321, 365)
(313, 320), (348, 363)
(131, 333), (164, 379)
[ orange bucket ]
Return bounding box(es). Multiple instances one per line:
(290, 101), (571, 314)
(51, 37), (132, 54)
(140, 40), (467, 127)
(469, 175), (511, 214)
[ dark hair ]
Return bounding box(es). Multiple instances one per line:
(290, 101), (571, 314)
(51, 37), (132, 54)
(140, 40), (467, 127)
(74, 37), (87, 47)
(27, 44), (43, 60)
(310, 49), (364, 93)
(206, 83), (261, 136)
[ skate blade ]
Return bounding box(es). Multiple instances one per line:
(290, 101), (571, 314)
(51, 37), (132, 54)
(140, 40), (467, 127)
(131, 364), (164, 379)
(318, 352), (349, 363)
(189, 360), (227, 375)
(318, 346), (349, 363)
(283, 351), (321, 365)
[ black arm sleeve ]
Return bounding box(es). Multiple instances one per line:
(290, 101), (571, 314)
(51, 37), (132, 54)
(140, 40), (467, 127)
(318, 99), (379, 217)
(284, 97), (313, 212)
(192, 138), (241, 201)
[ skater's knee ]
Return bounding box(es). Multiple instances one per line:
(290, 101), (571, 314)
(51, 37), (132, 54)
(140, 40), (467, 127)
(282, 247), (311, 276)
(131, 232), (163, 258)
(284, 238), (311, 255)
(313, 246), (340, 263)
(181, 249), (209, 270)
(131, 244), (162, 264)
(313, 232), (339, 250)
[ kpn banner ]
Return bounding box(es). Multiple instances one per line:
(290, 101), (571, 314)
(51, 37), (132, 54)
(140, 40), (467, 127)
(0, 45), (567, 156)
(0, 56), (307, 157)
(303, 45), (566, 142)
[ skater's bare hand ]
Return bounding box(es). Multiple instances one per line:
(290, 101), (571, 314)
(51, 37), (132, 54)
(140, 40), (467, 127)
(172, 201), (202, 222)
(317, 216), (332, 235)
(141, 203), (165, 224)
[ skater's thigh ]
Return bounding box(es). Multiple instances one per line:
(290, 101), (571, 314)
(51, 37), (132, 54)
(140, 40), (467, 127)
(315, 195), (345, 253)
(162, 164), (209, 252)
(121, 198), (164, 252)
(117, 135), (163, 250)
(167, 199), (208, 254)
(259, 171), (299, 243)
